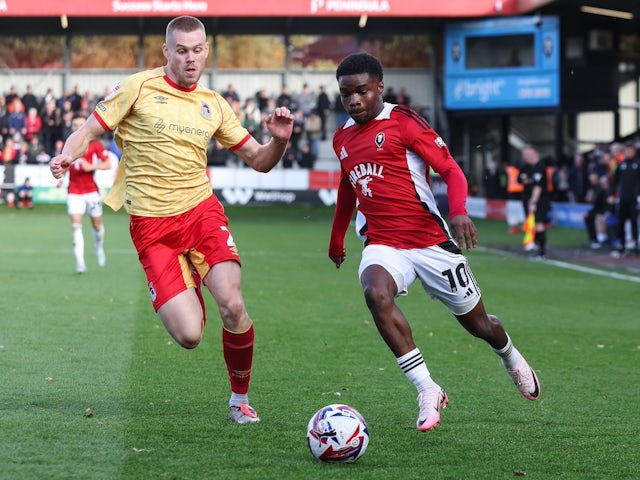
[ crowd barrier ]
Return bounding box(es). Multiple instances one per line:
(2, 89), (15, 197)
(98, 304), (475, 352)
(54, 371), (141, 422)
(1, 163), (588, 229)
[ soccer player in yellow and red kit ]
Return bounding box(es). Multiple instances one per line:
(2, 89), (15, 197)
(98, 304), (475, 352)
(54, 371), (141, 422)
(328, 53), (540, 432)
(50, 16), (294, 424)
(61, 114), (111, 274)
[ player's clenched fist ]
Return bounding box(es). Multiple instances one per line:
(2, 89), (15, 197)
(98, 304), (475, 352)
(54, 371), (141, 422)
(50, 155), (73, 179)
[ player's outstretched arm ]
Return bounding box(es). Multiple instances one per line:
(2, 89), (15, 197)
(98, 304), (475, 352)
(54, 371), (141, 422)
(236, 107), (294, 173)
(50, 115), (106, 179)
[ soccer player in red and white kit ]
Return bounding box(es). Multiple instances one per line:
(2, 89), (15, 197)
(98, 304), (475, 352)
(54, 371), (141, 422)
(50, 16), (294, 424)
(62, 114), (111, 273)
(329, 53), (540, 432)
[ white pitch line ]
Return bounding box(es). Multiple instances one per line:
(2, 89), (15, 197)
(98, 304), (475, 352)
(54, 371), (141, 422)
(478, 247), (640, 283)
(540, 258), (640, 283)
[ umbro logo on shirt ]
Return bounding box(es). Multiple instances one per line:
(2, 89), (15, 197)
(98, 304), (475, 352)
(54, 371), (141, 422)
(339, 146), (348, 160)
(154, 96), (168, 104)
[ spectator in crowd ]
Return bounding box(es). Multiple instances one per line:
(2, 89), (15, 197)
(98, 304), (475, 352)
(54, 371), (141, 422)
(24, 107), (42, 142)
(56, 88), (71, 111)
(38, 88), (56, 112)
(315, 85), (331, 140)
(84, 90), (99, 113)
(21, 85), (39, 112)
(611, 142), (640, 257)
(610, 142), (625, 166)
(221, 83), (240, 104)
(1, 137), (18, 164)
(60, 109), (75, 141)
(483, 160), (507, 199)
(5, 86), (19, 108)
(290, 108), (306, 157)
(281, 140), (298, 169)
(40, 98), (62, 155)
(590, 151), (612, 180)
(276, 85), (293, 109)
(295, 83), (314, 117)
(255, 88), (270, 113)
(7, 97), (26, 139)
(15, 135), (30, 164)
(568, 152), (588, 203)
(242, 97), (262, 141)
(304, 109), (322, 159)
(382, 86), (398, 103)
(397, 87), (411, 106)
(52, 139), (64, 157)
(67, 85), (84, 112)
(297, 142), (315, 169)
(26, 136), (50, 164)
(0, 96), (8, 140)
(551, 163), (571, 202)
(17, 176), (34, 209)
(584, 171), (614, 249)
(333, 91), (349, 127)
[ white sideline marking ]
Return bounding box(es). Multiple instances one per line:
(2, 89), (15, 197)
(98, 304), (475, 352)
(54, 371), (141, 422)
(479, 247), (640, 283)
(542, 258), (640, 283)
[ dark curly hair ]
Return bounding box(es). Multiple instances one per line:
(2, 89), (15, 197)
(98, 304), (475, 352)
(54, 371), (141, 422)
(336, 53), (383, 81)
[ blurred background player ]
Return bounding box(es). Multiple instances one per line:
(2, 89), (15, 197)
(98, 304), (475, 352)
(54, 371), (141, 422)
(58, 114), (111, 273)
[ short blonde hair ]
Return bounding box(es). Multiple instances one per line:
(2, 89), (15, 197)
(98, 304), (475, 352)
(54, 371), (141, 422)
(166, 16), (205, 41)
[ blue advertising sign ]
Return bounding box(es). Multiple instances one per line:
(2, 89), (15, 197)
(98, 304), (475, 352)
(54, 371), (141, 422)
(444, 16), (560, 110)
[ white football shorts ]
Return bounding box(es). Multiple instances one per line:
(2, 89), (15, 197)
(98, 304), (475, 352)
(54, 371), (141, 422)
(358, 243), (482, 316)
(67, 192), (104, 217)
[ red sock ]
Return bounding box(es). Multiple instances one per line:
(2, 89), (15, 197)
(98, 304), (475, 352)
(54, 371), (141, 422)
(222, 324), (254, 394)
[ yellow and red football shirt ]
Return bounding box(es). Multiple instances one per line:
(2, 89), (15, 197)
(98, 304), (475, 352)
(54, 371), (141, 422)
(96, 67), (250, 216)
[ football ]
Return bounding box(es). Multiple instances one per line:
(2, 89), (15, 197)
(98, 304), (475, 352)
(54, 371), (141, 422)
(306, 404), (369, 463)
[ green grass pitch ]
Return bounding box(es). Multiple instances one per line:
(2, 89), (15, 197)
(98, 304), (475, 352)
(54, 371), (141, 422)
(0, 204), (638, 479)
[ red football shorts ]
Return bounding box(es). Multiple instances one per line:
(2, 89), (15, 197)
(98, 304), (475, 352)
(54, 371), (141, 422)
(129, 195), (241, 311)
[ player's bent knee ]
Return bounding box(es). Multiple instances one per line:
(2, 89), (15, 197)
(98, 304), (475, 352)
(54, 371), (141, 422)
(168, 320), (204, 349)
(362, 284), (394, 313)
(177, 334), (202, 350)
(217, 299), (246, 325)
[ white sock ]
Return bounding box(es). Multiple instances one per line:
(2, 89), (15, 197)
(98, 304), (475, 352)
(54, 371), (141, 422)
(72, 224), (85, 267)
(229, 392), (248, 407)
(491, 334), (523, 368)
(397, 348), (437, 393)
(93, 224), (104, 249)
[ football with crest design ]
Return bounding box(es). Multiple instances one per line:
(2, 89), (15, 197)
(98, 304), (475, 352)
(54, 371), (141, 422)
(306, 404), (369, 463)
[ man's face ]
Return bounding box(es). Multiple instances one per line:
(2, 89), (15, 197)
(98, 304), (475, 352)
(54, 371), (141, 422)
(625, 146), (636, 158)
(523, 147), (538, 165)
(163, 28), (209, 88)
(338, 73), (384, 125)
(71, 118), (85, 132)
